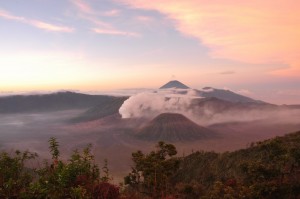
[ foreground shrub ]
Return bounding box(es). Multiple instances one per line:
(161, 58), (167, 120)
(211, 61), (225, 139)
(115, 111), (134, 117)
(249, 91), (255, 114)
(93, 182), (120, 199)
(0, 137), (120, 199)
(0, 150), (37, 198)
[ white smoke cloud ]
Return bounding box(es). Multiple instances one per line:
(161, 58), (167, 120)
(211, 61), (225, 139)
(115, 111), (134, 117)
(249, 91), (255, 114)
(119, 88), (300, 127)
(119, 89), (201, 119)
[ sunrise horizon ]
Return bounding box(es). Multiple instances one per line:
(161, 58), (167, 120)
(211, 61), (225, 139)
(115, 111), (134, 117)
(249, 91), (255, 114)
(1, 0), (300, 104)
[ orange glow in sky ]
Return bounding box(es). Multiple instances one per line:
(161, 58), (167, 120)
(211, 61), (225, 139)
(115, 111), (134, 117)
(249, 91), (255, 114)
(0, 0), (300, 104)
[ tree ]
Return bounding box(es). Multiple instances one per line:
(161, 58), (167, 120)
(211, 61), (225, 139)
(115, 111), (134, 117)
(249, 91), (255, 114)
(124, 141), (179, 198)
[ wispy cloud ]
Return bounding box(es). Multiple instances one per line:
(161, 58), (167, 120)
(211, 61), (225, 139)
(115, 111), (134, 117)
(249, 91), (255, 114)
(71, 0), (120, 16)
(70, 0), (138, 36)
(0, 9), (74, 32)
(0, 10), (25, 21)
(271, 64), (300, 77)
(71, 0), (95, 15)
(92, 28), (139, 37)
(70, 0), (109, 27)
(136, 15), (153, 22)
(117, 0), (300, 76)
(30, 20), (74, 32)
(219, 70), (235, 75)
(103, 9), (120, 17)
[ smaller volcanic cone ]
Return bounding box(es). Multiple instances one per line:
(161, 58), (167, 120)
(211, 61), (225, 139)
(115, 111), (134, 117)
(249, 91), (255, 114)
(136, 113), (215, 142)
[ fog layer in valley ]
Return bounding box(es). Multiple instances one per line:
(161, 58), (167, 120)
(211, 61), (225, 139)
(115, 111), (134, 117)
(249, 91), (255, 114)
(1, 104), (300, 181)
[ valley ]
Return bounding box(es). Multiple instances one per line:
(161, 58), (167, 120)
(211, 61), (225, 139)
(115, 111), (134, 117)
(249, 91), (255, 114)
(0, 81), (299, 183)
(1, 94), (299, 182)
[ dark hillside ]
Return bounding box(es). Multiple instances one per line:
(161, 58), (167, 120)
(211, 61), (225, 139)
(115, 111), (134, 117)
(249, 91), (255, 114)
(172, 131), (300, 198)
(199, 87), (265, 103)
(188, 97), (278, 121)
(0, 92), (120, 113)
(191, 97), (276, 112)
(70, 96), (128, 123)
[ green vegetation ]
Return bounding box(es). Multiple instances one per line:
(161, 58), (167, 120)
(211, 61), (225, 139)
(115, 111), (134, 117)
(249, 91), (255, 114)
(125, 131), (300, 198)
(0, 150), (37, 198)
(124, 141), (179, 198)
(0, 137), (119, 198)
(1, 131), (300, 198)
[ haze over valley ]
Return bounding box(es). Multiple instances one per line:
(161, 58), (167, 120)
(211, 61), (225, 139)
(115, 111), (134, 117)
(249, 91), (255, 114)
(1, 81), (299, 180)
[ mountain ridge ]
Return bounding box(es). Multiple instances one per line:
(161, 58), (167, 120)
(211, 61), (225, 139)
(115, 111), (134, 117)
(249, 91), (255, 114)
(0, 91), (124, 113)
(159, 80), (266, 104)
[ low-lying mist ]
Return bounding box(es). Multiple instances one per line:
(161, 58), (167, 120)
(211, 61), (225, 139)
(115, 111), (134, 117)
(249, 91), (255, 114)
(0, 93), (300, 181)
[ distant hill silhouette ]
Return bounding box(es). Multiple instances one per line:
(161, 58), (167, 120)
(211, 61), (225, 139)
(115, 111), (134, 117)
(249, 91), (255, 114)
(0, 92), (124, 113)
(198, 87), (265, 104)
(70, 96), (128, 123)
(160, 80), (190, 89)
(282, 104), (300, 109)
(136, 113), (215, 142)
(190, 97), (275, 114)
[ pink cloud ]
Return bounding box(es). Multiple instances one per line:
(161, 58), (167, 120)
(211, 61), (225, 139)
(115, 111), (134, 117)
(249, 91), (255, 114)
(30, 20), (74, 32)
(92, 28), (139, 37)
(71, 0), (95, 15)
(70, 0), (139, 37)
(271, 61), (300, 77)
(70, 0), (109, 27)
(71, 0), (120, 17)
(135, 15), (154, 24)
(0, 9), (74, 32)
(117, 0), (300, 76)
(102, 9), (121, 17)
(0, 10), (25, 21)
(80, 14), (111, 28)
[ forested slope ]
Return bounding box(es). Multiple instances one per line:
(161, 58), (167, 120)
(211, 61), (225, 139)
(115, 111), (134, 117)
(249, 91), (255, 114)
(171, 131), (300, 198)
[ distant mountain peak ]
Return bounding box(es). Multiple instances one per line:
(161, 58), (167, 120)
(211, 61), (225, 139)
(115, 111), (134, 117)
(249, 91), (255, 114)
(159, 80), (190, 89)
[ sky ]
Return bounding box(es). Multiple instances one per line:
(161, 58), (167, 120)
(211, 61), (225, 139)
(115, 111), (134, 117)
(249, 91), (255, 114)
(0, 0), (300, 104)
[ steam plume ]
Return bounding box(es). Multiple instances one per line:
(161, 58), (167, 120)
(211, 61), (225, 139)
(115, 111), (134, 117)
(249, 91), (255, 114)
(119, 89), (200, 119)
